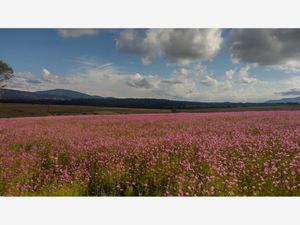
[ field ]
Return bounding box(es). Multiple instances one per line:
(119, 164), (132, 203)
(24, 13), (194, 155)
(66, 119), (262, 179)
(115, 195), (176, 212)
(1, 102), (300, 118)
(0, 103), (170, 118)
(0, 111), (300, 196)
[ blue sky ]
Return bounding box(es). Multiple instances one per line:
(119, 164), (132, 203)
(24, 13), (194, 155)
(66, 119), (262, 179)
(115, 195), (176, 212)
(1, 29), (300, 102)
(0, 29), (173, 76)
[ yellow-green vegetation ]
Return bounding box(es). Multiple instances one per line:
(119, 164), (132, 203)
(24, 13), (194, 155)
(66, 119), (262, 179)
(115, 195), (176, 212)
(0, 103), (170, 118)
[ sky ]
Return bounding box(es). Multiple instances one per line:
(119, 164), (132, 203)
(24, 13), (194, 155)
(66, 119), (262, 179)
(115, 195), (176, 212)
(1, 28), (300, 102)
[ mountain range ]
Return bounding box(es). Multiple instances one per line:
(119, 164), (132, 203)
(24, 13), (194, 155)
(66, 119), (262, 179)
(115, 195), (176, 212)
(0, 89), (106, 100)
(265, 96), (300, 104)
(0, 88), (299, 109)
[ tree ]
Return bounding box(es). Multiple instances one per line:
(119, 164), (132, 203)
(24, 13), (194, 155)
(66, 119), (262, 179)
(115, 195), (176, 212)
(0, 60), (14, 88)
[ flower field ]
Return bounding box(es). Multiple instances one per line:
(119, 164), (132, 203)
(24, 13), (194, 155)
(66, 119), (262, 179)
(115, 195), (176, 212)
(0, 111), (300, 196)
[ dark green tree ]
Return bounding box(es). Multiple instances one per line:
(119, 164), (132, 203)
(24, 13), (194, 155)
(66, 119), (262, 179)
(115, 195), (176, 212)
(0, 60), (14, 88)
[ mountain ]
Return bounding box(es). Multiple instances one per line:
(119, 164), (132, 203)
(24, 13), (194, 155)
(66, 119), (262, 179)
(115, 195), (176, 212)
(0, 89), (49, 100)
(1, 88), (299, 109)
(265, 96), (300, 103)
(0, 89), (102, 100)
(0, 88), (225, 108)
(35, 89), (101, 100)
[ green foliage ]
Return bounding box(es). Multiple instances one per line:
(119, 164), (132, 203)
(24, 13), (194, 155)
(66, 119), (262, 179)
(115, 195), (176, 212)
(0, 60), (14, 87)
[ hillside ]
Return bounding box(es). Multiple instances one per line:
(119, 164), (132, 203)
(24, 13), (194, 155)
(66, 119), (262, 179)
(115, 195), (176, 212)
(265, 96), (300, 104)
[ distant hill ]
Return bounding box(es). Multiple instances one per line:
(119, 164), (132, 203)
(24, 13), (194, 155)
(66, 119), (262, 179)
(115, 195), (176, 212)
(0, 89), (43, 100)
(265, 96), (300, 103)
(0, 89), (102, 100)
(35, 89), (102, 100)
(1, 88), (299, 109)
(0, 88), (202, 108)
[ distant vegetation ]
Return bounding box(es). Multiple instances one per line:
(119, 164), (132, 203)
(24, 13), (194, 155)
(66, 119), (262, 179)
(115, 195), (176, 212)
(1, 98), (299, 110)
(0, 60), (14, 88)
(0, 103), (170, 118)
(1, 103), (300, 118)
(1, 88), (300, 109)
(1, 88), (300, 118)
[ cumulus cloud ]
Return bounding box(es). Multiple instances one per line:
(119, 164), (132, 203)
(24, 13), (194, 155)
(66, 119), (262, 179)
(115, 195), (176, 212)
(200, 75), (219, 87)
(157, 63), (232, 100)
(115, 29), (145, 54)
(57, 29), (99, 38)
(126, 73), (159, 89)
(238, 66), (258, 84)
(116, 29), (223, 65)
(226, 69), (234, 80)
(219, 80), (232, 91)
(42, 68), (59, 82)
(42, 68), (50, 77)
(276, 88), (300, 96)
(230, 29), (300, 71)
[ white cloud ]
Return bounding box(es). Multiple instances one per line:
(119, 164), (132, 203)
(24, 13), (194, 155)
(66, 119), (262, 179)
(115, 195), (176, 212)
(57, 29), (99, 38)
(42, 68), (50, 77)
(225, 69), (234, 80)
(116, 29), (223, 65)
(200, 75), (219, 87)
(9, 61), (300, 103)
(219, 80), (232, 91)
(41, 68), (60, 83)
(238, 66), (258, 84)
(7, 62), (222, 100)
(157, 63), (231, 100)
(126, 73), (160, 89)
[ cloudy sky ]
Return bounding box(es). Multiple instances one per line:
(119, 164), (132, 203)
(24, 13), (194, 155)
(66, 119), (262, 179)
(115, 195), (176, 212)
(1, 29), (300, 102)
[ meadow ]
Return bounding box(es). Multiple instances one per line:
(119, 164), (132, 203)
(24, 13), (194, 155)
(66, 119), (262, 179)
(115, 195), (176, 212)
(2, 102), (300, 118)
(0, 103), (170, 118)
(0, 111), (300, 196)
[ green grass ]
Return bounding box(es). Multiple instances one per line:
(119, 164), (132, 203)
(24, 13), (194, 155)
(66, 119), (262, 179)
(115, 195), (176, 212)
(1, 103), (300, 118)
(0, 103), (170, 118)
